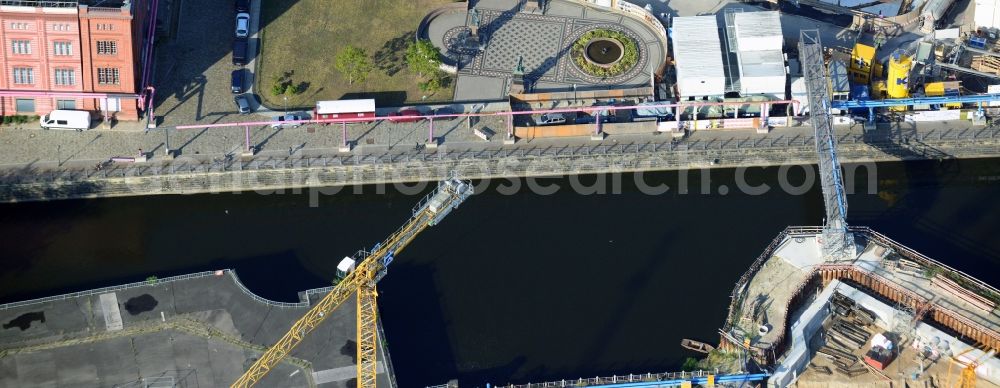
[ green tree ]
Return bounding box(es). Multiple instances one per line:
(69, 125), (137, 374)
(405, 39), (441, 78)
(283, 84), (299, 98)
(335, 46), (372, 85)
(418, 74), (442, 94)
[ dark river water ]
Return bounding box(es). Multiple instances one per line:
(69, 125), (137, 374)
(1, 159), (999, 387)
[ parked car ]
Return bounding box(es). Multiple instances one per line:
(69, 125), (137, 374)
(232, 38), (248, 66)
(538, 113), (566, 125)
(235, 0), (249, 12)
(235, 13), (250, 38)
(231, 69), (244, 94)
(433, 107), (457, 120)
(234, 94), (252, 114)
(271, 114), (303, 128)
(387, 108), (423, 123)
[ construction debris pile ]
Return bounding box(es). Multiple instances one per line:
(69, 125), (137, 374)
(809, 292), (888, 379)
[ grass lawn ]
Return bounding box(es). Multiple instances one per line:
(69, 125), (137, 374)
(258, 0), (456, 109)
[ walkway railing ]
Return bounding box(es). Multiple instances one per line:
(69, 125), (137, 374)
(489, 370), (740, 388)
(3, 127), (999, 198)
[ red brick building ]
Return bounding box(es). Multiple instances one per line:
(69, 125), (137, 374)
(0, 0), (152, 121)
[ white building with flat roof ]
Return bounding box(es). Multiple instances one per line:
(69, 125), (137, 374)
(671, 16), (725, 100)
(733, 11), (786, 97)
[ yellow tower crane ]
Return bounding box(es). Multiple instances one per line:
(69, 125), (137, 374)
(231, 177), (474, 388)
(948, 346), (997, 388)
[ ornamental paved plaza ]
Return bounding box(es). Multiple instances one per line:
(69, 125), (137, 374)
(425, 0), (669, 101)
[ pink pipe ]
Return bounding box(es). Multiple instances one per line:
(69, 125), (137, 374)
(0, 90), (139, 99)
(140, 0), (159, 90)
(173, 99), (803, 131)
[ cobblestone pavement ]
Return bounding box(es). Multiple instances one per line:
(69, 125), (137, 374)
(432, 0), (667, 100)
(150, 0), (264, 128)
(0, 117), (992, 172)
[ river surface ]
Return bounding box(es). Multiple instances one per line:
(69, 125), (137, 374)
(1, 159), (999, 387)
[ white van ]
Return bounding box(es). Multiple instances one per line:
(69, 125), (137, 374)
(40, 110), (91, 131)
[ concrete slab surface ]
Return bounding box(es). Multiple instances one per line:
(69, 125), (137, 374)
(0, 270), (394, 388)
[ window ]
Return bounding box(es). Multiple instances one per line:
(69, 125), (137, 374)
(13, 67), (34, 84)
(96, 41), (117, 55)
(97, 68), (119, 85)
(57, 100), (76, 110)
(52, 24), (70, 32)
(54, 69), (75, 86)
(10, 22), (29, 30)
(15, 99), (34, 113)
(54, 42), (72, 56)
(11, 40), (30, 55)
(96, 24), (114, 31)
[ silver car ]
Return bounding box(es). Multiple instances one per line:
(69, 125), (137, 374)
(234, 94), (251, 114)
(538, 113), (566, 125)
(271, 114), (303, 128)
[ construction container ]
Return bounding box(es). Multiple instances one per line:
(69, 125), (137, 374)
(925, 81), (962, 109)
(976, 0), (1000, 30)
(515, 124), (595, 139)
(829, 60), (851, 105)
(850, 43), (876, 84)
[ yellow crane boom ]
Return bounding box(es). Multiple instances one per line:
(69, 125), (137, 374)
(232, 178), (473, 388)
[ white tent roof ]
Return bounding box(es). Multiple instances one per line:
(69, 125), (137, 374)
(672, 16), (725, 97)
(734, 11), (783, 51)
(739, 49), (785, 78)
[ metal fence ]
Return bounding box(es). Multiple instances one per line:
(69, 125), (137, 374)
(0, 270), (222, 311)
(489, 370), (726, 388)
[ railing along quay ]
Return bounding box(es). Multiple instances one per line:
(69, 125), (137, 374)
(1, 129), (999, 202)
(489, 370), (724, 388)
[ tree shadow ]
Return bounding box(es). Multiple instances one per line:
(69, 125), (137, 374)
(374, 31), (415, 77)
(341, 91), (408, 107)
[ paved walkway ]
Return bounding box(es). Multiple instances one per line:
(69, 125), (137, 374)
(0, 117), (994, 174)
(428, 0), (668, 100)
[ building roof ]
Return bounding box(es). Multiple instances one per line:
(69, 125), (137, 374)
(671, 16), (725, 96)
(738, 49), (785, 78)
(733, 11), (783, 51)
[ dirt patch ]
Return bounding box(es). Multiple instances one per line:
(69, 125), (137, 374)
(3, 311), (45, 331)
(124, 294), (159, 315)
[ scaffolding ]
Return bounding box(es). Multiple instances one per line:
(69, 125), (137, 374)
(798, 30), (857, 262)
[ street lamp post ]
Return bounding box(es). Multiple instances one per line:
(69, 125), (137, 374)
(283, 95), (287, 114)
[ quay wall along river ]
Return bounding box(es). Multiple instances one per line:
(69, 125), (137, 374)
(1, 158), (1000, 386)
(1, 130), (999, 202)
